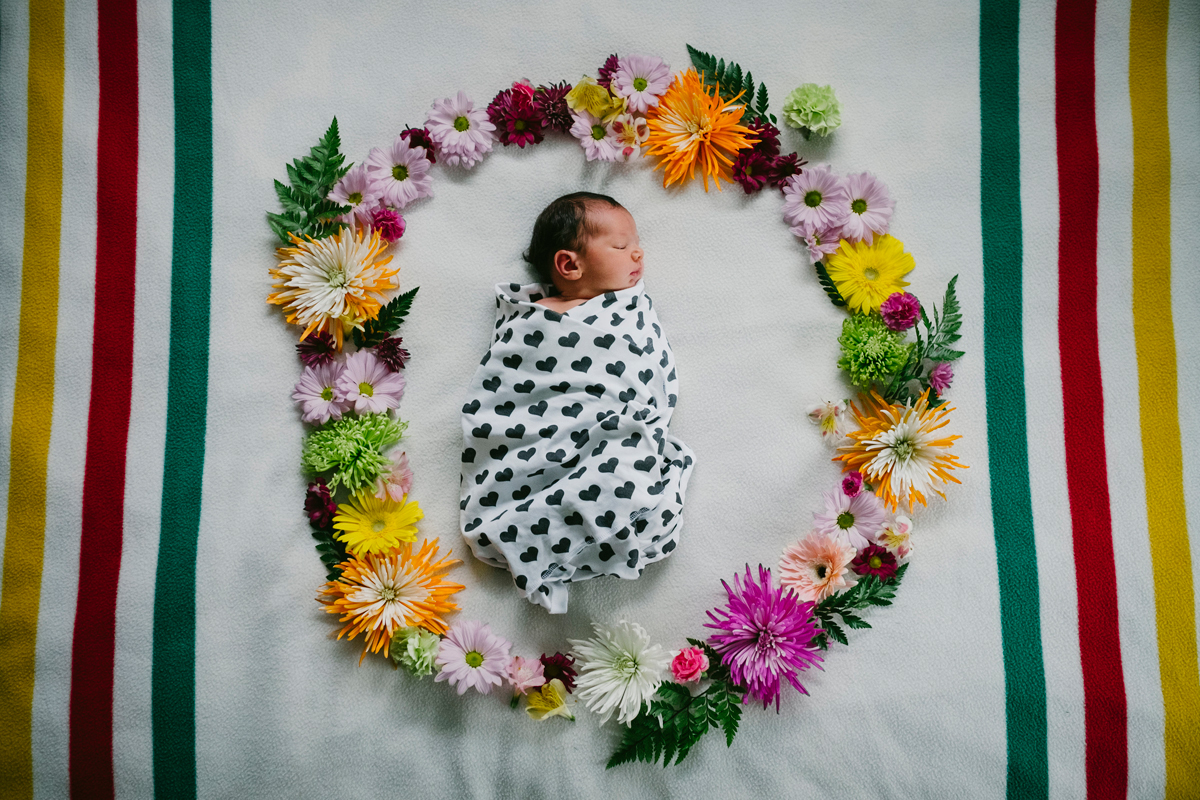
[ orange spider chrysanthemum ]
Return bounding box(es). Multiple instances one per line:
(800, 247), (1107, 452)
(644, 69), (758, 191)
(268, 225), (398, 350)
(834, 389), (967, 512)
(317, 538), (463, 664)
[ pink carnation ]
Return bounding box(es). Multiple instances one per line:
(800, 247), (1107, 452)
(842, 471), (863, 498)
(880, 292), (920, 331)
(336, 350), (406, 414)
(370, 206), (406, 243)
(670, 647), (709, 683)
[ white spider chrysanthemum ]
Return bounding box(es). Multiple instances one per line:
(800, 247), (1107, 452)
(569, 620), (670, 726)
(268, 226), (398, 348)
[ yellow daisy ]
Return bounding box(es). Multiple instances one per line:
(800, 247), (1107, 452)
(824, 235), (915, 314)
(333, 491), (423, 556)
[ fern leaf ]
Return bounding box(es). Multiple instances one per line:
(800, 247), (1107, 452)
(823, 617), (849, 646)
(815, 261), (848, 307)
(352, 286), (420, 349)
(755, 83), (770, 117)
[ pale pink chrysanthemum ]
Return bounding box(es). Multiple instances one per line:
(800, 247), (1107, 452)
(779, 531), (858, 602)
(434, 619), (512, 695)
(328, 163), (381, 226)
(611, 54), (671, 114)
(569, 110), (622, 163)
(791, 220), (842, 262)
(425, 90), (497, 169)
(292, 361), (350, 424)
(813, 487), (888, 549)
(375, 451), (414, 503)
(839, 172), (894, 245)
(506, 655), (547, 695)
(365, 135), (433, 209)
(336, 349), (407, 414)
(782, 164), (849, 231)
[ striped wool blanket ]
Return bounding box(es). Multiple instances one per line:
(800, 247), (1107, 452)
(0, 0), (1196, 798)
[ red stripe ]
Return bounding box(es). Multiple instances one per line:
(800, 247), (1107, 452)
(1054, 1), (1128, 796)
(69, 0), (138, 795)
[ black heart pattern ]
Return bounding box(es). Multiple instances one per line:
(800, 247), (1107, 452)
(546, 489), (564, 506)
(505, 425), (525, 439)
(523, 330), (543, 347)
(503, 354), (522, 369)
(606, 361), (625, 377)
(585, 384), (605, 397)
(550, 382), (570, 392)
(490, 444), (508, 459)
(599, 458), (619, 473)
(536, 357), (557, 371)
(474, 469), (489, 485)
(598, 543), (616, 560)
(500, 526), (519, 543)
(520, 547), (539, 562)
(552, 538), (571, 554)
(565, 512), (584, 526)
(571, 357), (592, 373)
(615, 481), (635, 499)
(495, 401), (514, 416)
(578, 485), (600, 502)
(594, 334), (615, 349)
(634, 456), (655, 471)
(462, 448), (475, 462)
(558, 332), (579, 348)
(495, 468), (513, 482)
(538, 425), (558, 438)
(531, 518), (550, 536)
(562, 403), (582, 418)
(482, 377), (501, 392)
(529, 401), (548, 416)
(479, 492), (498, 507)
(512, 485), (531, 500)
(619, 388), (636, 402)
(463, 399), (480, 414)
(472, 424), (492, 439)
(465, 517), (482, 531)
(515, 380), (535, 393)
(596, 510), (615, 528)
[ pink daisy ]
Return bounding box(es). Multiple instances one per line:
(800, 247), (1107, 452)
(365, 136), (433, 209)
(435, 620), (512, 696)
(611, 53), (671, 114)
(336, 349), (406, 414)
(791, 220), (842, 262)
(425, 90), (497, 169)
(569, 110), (621, 162)
(813, 487), (887, 549)
(782, 164), (849, 231)
(839, 172), (894, 245)
(292, 361), (350, 424)
(375, 451), (414, 503)
(779, 531), (858, 602)
(328, 164), (381, 226)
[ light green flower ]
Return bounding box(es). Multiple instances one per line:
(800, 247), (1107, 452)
(781, 83), (841, 139)
(837, 313), (912, 389)
(391, 626), (441, 677)
(301, 413), (407, 493)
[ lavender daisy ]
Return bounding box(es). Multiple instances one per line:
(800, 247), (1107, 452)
(705, 564), (823, 710)
(292, 361), (350, 424)
(813, 487), (888, 549)
(425, 90), (497, 169)
(328, 163), (381, 226)
(569, 110), (621, 163)
(611, 53), (671, 114)
(782, 164), (849, 231)
(435, 619), (512, 695)
(336, 349), (406, 414)
(839, 171), (894, 245)
(791, 220), (842, 262)
(365, 135), (433, 209)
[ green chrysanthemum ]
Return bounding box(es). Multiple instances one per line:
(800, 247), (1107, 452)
(391, 626), (442, 677)
(781, 83), (841, 139)
(301, 413), (407, 493)
(837, 313), (912, 389)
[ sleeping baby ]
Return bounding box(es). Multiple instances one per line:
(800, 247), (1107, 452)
(459, 192), (695, 613)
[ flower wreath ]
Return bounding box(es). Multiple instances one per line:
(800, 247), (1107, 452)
(266, 45), (967, 768)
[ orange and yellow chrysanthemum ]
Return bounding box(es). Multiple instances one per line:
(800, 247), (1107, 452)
(644, 69), (758, 191)
(834, 389), (966, 512)
(317, 539), (463, 663)
(268, 225), (398, 349)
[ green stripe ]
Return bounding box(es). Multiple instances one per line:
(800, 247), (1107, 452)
(152, 0), (210, 796)
(980, 1), (1049, 797)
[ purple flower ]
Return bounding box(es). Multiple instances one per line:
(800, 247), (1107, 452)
(929, 361), (954, 394)
(880, 292), (921, 331)
(305, 480), (337, 529)
(336, 350), (407, 414)
(399, 126), (437, 164)
(365, 135), (433, 209)
(296, 330), (337, 367)
(292, 361), (351, 424)
(851, 544), (898, 579)
(842, 471), (863, 498)
(487, 88), (546, 148)
(328, 163), (382, 226)
(539, 652), (578, 693)
(373, 336), (410, 372)
(746, 117), (781, 157)
(732, 150), (773, 194)
(782, 164), (849, 231)
(370, 206), (406, 243)
(705, 564), (824, 710)
(839, 171), (894, 245)
(425, 91), (497, 169)
(769, 153), (806, 188)
(534, 81), (574, 133)
(596, 53), (620, 89)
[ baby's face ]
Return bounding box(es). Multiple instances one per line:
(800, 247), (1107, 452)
(577, 205), (644, 292)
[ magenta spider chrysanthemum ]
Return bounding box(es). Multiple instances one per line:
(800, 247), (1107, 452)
(296, 330), (337, 367)
(328, 163), (381, 226)
(705, 564), (823, 710)
(336, 349), (407, 414)
(365, 136), (433, 209)
(611, 53), (671, 114)
(839, 171), (894, 245)
(782, 164), (849, 231)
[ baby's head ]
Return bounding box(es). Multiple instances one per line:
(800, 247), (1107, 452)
(523, 192), (644, 298)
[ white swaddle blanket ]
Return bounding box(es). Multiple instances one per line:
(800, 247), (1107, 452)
(459, 280), (695, 612)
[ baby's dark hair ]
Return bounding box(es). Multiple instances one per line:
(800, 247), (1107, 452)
(523, 192), (624, 288)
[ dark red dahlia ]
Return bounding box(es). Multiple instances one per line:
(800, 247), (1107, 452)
(399, 126), (436, 164)
(732, 150), (774, 194)
(768, 152), (807, 188)
(296, 330), (336, 367)
(534, 81), (574, 134)
(851, 544), (899, 579)
(746, 117), (781, 157)
(596, 53), (620, 89)
(487, 88), (546, 148)
(305, 480), (337, 529)
(373, 336), (410, 372)
(539, 652), (578, 693)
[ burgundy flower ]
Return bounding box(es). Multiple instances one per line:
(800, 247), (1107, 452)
(539, 651), (578, 693)
(373, 336), (410, 372)
(880, 291), (921, 332)
(296, 330), (336, 367)
(596, 53), (620, 89)
(732, 150), (774, 194)
(842, 471), (863, 498)
(768, 153), (807, 188)
(851, 544), (898, 579)
(370, 206), (406, 243)
(746, 117), (781, 157)
(535, 81), (574, 134)
(487, 88), (546, 148)
(305, 480), (337, 529)
(399, 126), (437, 164)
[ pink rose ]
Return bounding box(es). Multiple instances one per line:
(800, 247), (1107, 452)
(671, 647), (709, 683)
(511, 80), (535, 102)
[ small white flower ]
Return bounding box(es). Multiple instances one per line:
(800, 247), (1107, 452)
(569, 620), (670, 726)
(877, 515), (914, 558)
(808, 400), (849, 444)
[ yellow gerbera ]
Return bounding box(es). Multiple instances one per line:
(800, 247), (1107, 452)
(833, 389), (966, 512)
(333, 491), (423, 556)
(644, 69), (758, 191)
(317, 539), (464, 663)
(268, 225), (398, 350)
(824, 235), (915, 314)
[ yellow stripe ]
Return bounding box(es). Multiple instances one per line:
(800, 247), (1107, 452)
(1130, 1), (1200, 795)
(0, 1), (64, 797)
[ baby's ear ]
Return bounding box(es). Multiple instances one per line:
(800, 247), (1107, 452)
(553, 249), (582, 282)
